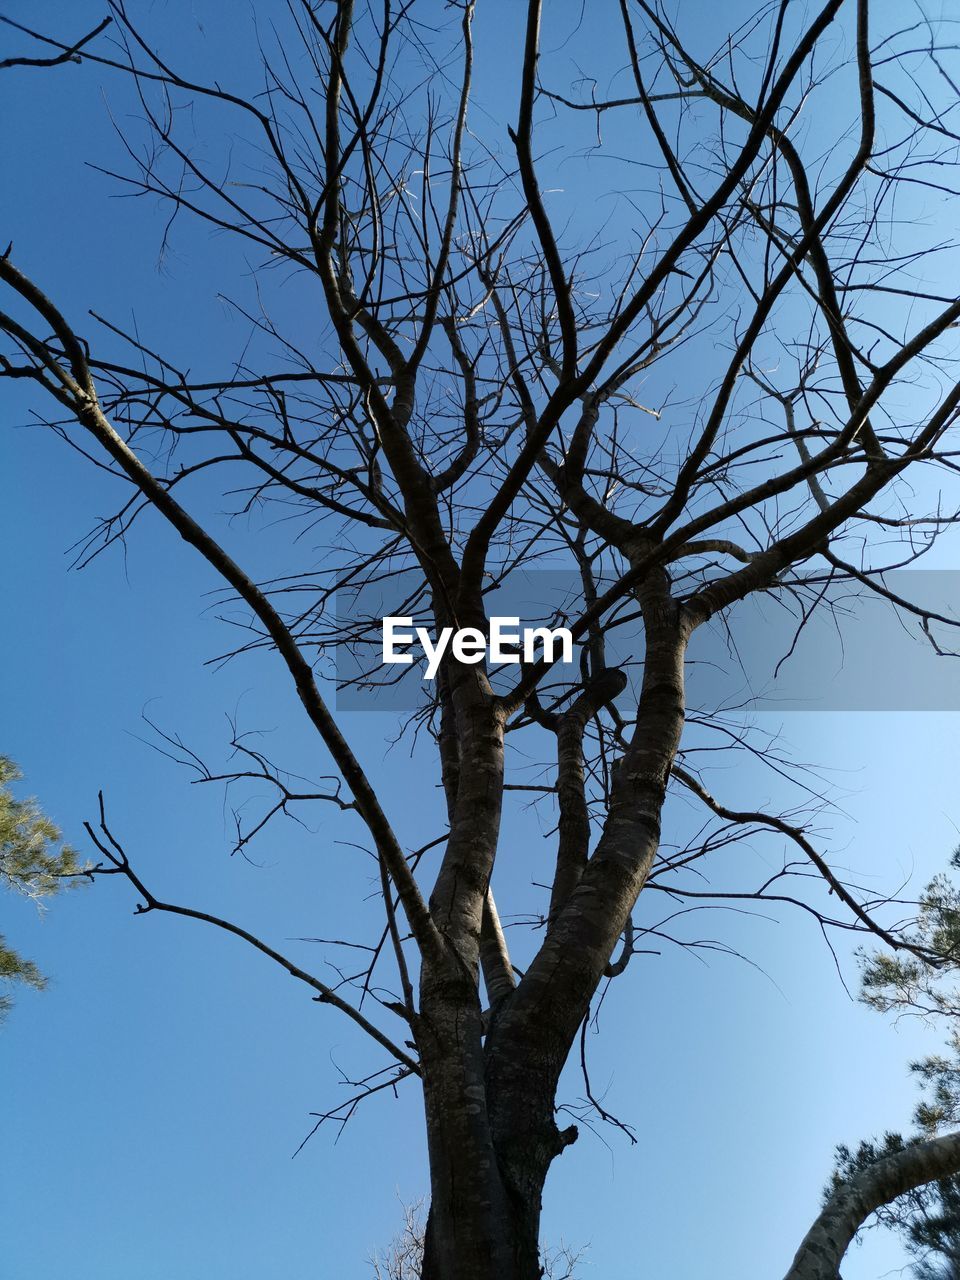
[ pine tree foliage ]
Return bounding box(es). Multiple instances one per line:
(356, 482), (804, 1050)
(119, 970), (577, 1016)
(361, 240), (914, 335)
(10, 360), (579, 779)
(829, 853), (960, 1276)
(861, 850), (960, 1131)
(0, 756), (86, 1019)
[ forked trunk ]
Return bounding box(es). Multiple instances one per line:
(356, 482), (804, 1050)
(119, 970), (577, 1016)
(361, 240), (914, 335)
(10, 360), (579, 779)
(415, 958), (571, 1280)
(417, 578), (691, 1279)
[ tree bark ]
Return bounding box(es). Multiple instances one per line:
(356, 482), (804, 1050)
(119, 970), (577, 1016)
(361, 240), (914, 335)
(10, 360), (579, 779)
(418, 986), (575, 1280)
(417, 964), (520, 1280)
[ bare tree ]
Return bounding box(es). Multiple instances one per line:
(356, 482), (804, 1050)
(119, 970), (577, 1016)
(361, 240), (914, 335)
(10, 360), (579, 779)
(4, 2), (960, 1276)
(370, 1201), (427, 1280)
(371, 1202), (584, 1280)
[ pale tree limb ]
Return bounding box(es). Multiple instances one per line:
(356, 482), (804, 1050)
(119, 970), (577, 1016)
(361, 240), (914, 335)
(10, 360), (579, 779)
(784, 1131), (960, 1280)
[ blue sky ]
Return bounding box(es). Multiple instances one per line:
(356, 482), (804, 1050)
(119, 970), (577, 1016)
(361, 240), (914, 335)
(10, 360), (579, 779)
(3, 3), (960, 1278)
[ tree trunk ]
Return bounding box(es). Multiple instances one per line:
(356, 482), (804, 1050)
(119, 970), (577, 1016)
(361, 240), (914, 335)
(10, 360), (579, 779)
(418, 1012), (570, 1280)
(416, 947), (574, 1280)
(416, 965), (538, 1280)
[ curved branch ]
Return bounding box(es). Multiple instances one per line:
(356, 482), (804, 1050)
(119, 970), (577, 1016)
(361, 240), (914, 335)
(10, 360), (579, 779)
(784, 1131), (960, 1280)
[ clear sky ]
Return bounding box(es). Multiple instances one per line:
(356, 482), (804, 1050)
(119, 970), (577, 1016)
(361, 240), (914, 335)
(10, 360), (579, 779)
(2, 3), (959, 1279)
